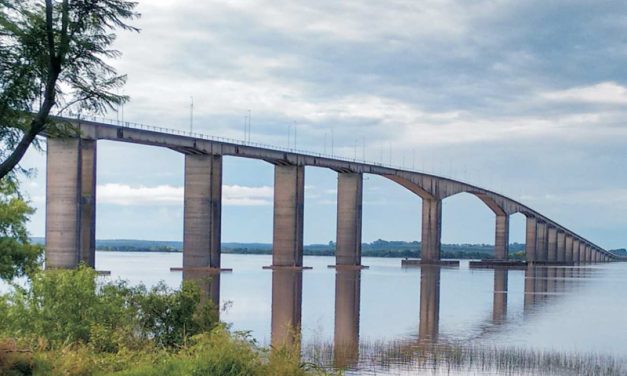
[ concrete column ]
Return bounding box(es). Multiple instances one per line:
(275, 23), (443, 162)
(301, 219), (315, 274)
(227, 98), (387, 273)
(585, 246), (592, 263)
(494, 214), (509, 260)
(335, 173), (363, 266)
(272, 165), (305, 267)
(271, 269), (303, 348)
(334, 270), (361, 369)
(493, 269), (508, 323)
(419, 266), (440, 341)
(572, 239), (580, 263)
(525, 217), (537, 262)
(547, 226), (557, 262)
(421, 199), (442, 263)
(578, 242), (586, 263)
(183, 154), (222, 269)
(183, 270), (221, 316)
(46, 138), (97, 269)
(556, 231), (566, 262)
(535, 222), (548, 262)
(565, 235), (574, 262)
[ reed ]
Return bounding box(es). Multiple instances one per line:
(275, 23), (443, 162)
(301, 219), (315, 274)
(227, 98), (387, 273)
(303, 338), (626, 376)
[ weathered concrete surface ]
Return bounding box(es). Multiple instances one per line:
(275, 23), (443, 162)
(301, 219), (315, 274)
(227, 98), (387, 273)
(525, 217), (537, 262)
(493, 269), (508, 323)
(469, 260), (526, 270)
(403, 259), (460, 267)
(335, 173), (363, 266)
(556, 231), (566, 262)
(79, 140), (97, 267)
(578, 243), (586, 264)
(547, 226), (558, 262)
(271, 270), (303, 348)
(334, 270), (361, 369)
(182, 270), (221, 315)
(495, 215), (509, 260)
(272, 165), (305, 267)
(580, 243), (587, 264)
(572, 239), (581, 263)
(535, 222), (548, 262)
(421, 199), (442, 262)
(46, 138), (96, 269)
(183, 154), (222, 269)
(45, 118), (610, 267)
(419, 266), (440, 342)
(565, 236), (574, 262)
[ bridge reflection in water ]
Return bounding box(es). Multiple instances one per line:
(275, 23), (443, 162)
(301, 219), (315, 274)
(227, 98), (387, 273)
(181, 263), (601, 371)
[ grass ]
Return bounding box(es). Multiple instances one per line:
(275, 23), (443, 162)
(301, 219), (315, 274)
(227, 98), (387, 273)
(303, 338), (626, 376)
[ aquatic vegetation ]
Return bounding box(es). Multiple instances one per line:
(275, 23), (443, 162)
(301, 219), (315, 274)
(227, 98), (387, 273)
(0, 267), (336, 375)
(303, 338), (626, 376)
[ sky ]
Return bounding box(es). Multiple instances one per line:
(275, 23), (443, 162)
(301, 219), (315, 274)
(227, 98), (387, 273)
(19, 0), (627, 249)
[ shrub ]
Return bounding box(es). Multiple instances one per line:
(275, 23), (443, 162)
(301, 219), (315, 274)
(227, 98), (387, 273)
(0, 267), (217, 350)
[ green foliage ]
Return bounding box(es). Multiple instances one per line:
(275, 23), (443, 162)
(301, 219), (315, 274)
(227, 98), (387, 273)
(0, 267), (335, 375)
(131, 281), (218, 349)
(0, 177), (42, 280)
(0, 267), (218, 351)
(0, 0), (139, 179)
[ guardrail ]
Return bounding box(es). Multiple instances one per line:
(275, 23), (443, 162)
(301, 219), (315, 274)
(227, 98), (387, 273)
(76, 114), (459, 179)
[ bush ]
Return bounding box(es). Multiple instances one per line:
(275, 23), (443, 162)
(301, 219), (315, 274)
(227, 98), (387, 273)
(0, 267), (218, 351)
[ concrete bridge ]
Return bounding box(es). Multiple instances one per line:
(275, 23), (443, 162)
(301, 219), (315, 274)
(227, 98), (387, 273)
(43, 116), (619, 269)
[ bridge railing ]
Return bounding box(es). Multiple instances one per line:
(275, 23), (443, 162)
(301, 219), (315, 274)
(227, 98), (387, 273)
(76, 114), (451, 177)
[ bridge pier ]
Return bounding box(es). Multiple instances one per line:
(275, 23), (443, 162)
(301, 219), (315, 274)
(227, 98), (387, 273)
(335, 173), (363, 267)
(565, 235), (574, 262)
(525, 217), (537, 262)
(334, 269), (361, 368)
(572, 239), (581, 263)
(45, 138), (97, 269)
(556, 231), (566, 262)
(183, 154), (222, 270)
(495, 214), (509, 260)
(586, 246), (592, 263)
(535, 222), (548, 262)
(421, 199), (442, 263)
(547, 226), (557, 262)
(578, 242), (586, 264)
(272, 165), (305, 267)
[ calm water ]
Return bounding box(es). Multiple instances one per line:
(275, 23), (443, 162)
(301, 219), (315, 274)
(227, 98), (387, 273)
(6, 252), (627, 374)
(95, 253), (627, 351)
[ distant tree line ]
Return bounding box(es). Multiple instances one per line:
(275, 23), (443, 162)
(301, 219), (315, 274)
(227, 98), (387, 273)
(37, 238), (529, 259)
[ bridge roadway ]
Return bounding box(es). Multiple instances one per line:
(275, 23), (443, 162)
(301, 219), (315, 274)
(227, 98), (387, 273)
(43, 116), (619, 269)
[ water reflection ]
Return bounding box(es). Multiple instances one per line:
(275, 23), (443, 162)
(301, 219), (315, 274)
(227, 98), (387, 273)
(418, 266), (440, 342)
(271, 269), (303, 348)
(333, 269), (361, 368)
(493, 269), (508, 324)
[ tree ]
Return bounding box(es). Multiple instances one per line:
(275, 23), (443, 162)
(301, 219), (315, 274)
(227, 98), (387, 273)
(0, 177), (42, 280)
(0, 0), (139, 180)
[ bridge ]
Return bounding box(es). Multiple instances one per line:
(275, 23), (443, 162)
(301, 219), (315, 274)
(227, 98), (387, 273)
(43, 116), (619, 269)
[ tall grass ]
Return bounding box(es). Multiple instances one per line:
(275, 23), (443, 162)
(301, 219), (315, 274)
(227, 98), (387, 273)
(0, 268), (337, 375)
(303, 338), (626, 376)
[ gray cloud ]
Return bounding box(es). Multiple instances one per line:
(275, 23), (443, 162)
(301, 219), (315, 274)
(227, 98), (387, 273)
(19, 0), (627, 248)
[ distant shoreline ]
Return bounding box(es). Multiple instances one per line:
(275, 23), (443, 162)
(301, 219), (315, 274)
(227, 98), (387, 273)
(31, 237), (529, 260)
(94, 248), (524, 260)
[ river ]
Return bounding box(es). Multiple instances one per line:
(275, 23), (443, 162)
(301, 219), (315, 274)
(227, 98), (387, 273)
(92, 252), (627, 374)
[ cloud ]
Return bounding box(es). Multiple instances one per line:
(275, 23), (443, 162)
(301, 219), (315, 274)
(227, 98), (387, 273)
(542, 82), (627, 105)
(97, 183), (273, 206)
